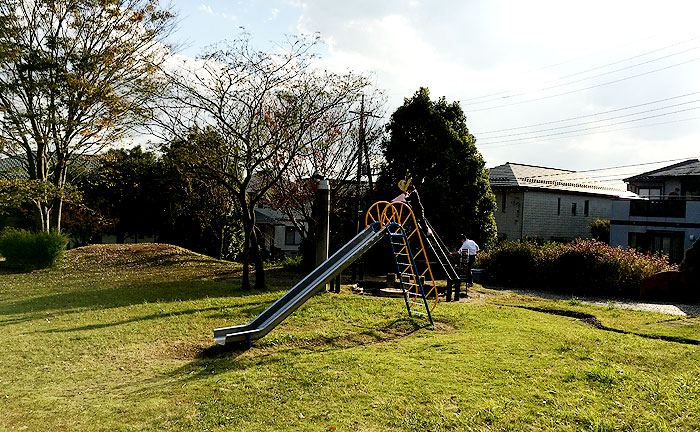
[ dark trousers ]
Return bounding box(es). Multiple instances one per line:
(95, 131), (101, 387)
(446, 278), (461, 301)
(466, 255), (475, 284)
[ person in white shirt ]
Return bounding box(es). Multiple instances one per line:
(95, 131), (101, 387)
(458, 235), (479, 286)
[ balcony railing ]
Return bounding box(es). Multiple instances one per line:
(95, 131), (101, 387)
(629, 199), (686, 218)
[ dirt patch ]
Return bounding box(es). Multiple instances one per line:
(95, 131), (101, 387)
(148, 338), (212, 361)
(433, 321), (456, 333)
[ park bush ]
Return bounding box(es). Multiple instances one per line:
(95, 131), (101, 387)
(476, 239), (675, 297)
(475, 240), (542, 288)
(589, 218), (610, 243)
(0, 228), (68, 270)
(680, 238), (699, 281)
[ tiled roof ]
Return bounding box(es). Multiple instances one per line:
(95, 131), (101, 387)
(624, 159), (700, 181)
(0, 155), (100, 180)
(489, 162), (637, 198)
(0, 157), (28, 179)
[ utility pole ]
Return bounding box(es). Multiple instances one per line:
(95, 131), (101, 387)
(350, 95), (380, 282)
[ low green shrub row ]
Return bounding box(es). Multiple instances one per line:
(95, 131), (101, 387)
(0, 228), (68, 270)
(476, 239), (675, 297)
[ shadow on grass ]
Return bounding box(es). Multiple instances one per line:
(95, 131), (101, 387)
(0, 262), (37, 274)
(0, 274), (294, 327)
(104, 316), (429, 397)
(512, 305), (700, 346)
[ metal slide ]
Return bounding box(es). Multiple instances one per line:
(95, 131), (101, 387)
(213, 223), (387, 347)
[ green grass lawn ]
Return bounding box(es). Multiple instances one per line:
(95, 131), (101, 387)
(0, 244), (699, 431)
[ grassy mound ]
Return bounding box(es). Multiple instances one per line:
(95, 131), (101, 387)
(63, 243), (220, 270)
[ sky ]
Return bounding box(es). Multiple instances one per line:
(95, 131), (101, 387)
(167, 0), (700, 186)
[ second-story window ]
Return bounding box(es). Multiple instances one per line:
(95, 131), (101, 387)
(584, 200), (590, 216)
(638, 187), (661, 199)
(571, 202), (577, 216)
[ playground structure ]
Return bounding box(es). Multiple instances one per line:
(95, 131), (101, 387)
(213, 201), (459, 348)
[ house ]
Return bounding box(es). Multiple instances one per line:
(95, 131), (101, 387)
(489, 162), (637, 242)
(609, 159), (700, 263)
(255, 206), (305, 259)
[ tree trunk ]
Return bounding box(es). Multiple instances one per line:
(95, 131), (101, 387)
(50, 197), (64, 233)
(250, 226), (265, 290)
(38, 202), (51, 233)
(240, 208), (253, 290)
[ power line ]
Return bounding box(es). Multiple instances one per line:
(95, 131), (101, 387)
(478, 115), (700, 148)
(464, 56), (700, 113)
(478, 107), (700, 145)
(479, 99), (700, 140)
(464, 45), (700, 108)
(474, 92), (700, 134)
(497, 157), (700, 189)
(460, 38), (698, 105)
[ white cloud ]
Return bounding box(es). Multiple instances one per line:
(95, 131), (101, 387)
(174, 0), (700, 173)
(267, 8), (280, 21)
(197, 3), (236, 23)
(198, 4), (213, 15)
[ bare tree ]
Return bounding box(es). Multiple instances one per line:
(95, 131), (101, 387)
(268, 90), (385, 243)
(0, 0), (175, 231)
(157, 34), (372, 290)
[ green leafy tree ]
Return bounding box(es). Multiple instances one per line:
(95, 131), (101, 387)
(378, 87), (497, 249)
(159, 131), (244, 260)
(0, 0), (175, 232)
(77, 147), (162, 243)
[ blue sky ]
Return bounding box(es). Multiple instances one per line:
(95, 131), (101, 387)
(166, 1), (700, 183)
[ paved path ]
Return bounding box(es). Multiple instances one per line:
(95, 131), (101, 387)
(488, 287), (700, 316)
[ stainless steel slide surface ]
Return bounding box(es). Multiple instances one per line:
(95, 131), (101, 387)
(213, 224), (387, 346)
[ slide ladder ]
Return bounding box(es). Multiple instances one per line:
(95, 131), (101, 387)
(386, 222), (434, 325)
(365, 201), (438, 320)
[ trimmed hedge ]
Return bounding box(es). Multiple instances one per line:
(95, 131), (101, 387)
(0, 228), (68, 270)
(476, 239), (675, 297)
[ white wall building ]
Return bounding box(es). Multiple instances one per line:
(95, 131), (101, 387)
(489, 163), (637, 242)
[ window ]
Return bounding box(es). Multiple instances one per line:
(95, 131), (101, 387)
(638, 187), (662, 199)
(501, 193), (507, 213)
(284, 226), (301, 245)
(571, 202), (577, 216)
(584, 200), (590, 216)
(557, 198), (561, 215)
(628, 232), (685, 263)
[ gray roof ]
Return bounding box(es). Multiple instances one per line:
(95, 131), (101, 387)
(489, 162), (637, 198)
(0, 155), (100, 180)
(624, 159), (700, 182)
(0, 157), (28, 179)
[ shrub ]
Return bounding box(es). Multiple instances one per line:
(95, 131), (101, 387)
(0, 228), (68, 270)
(280, 255), (304, 271)
(589, 218), (610, 243)
(477, 239), (675, 297)
(475, 240), (542, 287)
(680, 238), (699, 280)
